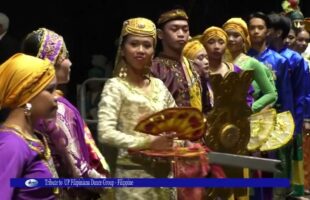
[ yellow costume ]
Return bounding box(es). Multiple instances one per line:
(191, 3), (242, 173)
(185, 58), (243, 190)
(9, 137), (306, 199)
(153, 10), (202, 111)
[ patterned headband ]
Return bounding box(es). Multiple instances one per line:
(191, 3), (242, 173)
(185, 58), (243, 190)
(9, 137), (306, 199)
(157, 9), (188, 26)
(35, 28), (65, 64)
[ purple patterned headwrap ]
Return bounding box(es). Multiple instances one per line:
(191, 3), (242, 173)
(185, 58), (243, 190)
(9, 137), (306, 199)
(35, 28), (67, 64)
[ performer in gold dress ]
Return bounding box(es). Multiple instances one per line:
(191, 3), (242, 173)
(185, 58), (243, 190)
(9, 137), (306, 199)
(97, 17), (176, 200)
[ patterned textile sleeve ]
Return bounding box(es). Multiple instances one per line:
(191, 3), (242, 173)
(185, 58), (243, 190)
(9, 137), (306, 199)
(160, 80), (178, 108)
(83, 124), (110, 173)
(97, 79), (152, 149)
(37, 102), (108, 179)
(151, 61), (179, 100)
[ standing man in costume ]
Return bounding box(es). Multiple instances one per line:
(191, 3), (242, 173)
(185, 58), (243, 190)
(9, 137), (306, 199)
(268, 13), (307, 199)
(248, 12), (294, 115)
(151, 9), (216, 200)
(151, 8), (202, 111)
(292, 27), (310, 195)
(247, 12), (294, 200)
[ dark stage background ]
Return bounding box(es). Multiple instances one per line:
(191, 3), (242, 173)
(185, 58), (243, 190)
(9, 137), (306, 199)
(2, 0), (310, 104)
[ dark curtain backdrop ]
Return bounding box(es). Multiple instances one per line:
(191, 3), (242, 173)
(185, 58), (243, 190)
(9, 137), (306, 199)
(2, 0), (309, 103)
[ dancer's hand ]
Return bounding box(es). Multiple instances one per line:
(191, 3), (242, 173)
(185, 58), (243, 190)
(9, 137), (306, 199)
(149, 132), (176, 150)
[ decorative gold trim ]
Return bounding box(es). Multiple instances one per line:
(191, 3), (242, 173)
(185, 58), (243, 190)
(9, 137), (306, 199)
(157, 9), (188, 25)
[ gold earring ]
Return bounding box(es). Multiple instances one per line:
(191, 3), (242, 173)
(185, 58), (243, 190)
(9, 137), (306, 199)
(119, 66), (127, 78)
(24, 103), (32, 117)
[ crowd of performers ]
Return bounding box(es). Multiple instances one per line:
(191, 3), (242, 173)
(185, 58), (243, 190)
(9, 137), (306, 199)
(0, 1), (310, 200)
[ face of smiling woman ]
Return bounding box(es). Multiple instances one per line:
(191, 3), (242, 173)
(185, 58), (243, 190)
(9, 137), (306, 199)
(121, 35), (155, 73)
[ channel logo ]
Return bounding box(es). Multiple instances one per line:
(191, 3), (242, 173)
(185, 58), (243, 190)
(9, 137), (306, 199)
(25, 179), (38, 187)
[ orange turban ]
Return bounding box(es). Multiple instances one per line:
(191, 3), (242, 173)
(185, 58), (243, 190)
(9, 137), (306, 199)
(200, 26), (228, 45)
(223, 17), (251, 52)
(183, 39), (205, 60)
(0, 53), (55, 109)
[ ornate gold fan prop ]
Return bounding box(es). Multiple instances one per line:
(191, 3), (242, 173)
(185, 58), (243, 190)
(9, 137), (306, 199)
(247, 109), (294, 151)
(133, 106), (281, 173)
(247, 109), (277, 151)
(134, 107), (207, 141)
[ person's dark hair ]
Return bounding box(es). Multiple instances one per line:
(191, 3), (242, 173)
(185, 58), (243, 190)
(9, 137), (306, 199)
(120, 35), (128, 47)
(20, 32), (41, 56)
(268, 13), (291, 40)
(247, 12), (271, 28)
